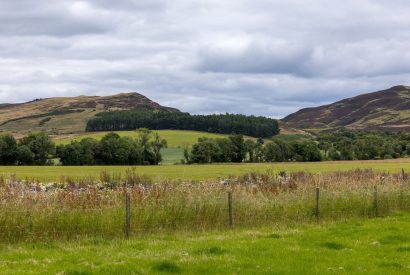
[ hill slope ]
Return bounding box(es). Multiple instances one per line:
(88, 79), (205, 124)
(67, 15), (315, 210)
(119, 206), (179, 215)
(282, 85), (410, 132)
(0, 93), (179, 134)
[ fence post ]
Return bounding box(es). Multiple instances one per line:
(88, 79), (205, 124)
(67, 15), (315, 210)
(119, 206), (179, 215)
(228, 191), (233, 228)
(400, 169), (406, 209)
(373, 185), (378, 217)
(315, 187), (320, 221)
(402, 168), (406, 182)
(125, 190), (131, 238)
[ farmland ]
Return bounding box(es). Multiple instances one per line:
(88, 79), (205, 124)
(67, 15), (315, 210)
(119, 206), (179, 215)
(53, 130), (232, 147)
(0, 158), (409, 182)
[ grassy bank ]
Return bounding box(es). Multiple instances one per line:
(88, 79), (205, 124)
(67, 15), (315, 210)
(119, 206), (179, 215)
(2, 214), (410, 274)
(0, 159), (409, 182)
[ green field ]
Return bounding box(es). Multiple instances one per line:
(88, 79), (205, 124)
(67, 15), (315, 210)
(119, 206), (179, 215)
(2, 214), (410, 274)
(0, 159), (409, 182)
(54, 130), (232, 147)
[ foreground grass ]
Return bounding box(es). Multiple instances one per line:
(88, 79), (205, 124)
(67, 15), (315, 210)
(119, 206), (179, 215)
(2, 214), (410, 274)
(0, 159), (409, 182)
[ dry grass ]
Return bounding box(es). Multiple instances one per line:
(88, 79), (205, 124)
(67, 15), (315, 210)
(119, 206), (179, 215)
(0, 169), (409, 243)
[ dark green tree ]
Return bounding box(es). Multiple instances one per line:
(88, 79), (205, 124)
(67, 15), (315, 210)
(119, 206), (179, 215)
(19, 132), (55, 165)
(16, 145), (35, 165)
(0, 134), (18, 164)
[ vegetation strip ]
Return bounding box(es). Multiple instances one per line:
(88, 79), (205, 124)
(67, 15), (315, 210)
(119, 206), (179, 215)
(86, 111), (280, 138)
(1, 170), (409, 243)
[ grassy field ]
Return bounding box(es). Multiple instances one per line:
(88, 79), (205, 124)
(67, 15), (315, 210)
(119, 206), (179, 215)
(54, 130), (233, 147)
(0, 159), (409, 182)
(2, 214), (410, 274)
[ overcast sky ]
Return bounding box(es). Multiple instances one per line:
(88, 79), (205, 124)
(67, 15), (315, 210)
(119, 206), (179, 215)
(1, 0), (410, 118)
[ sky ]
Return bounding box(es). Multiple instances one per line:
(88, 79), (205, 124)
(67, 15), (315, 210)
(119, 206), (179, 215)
(1, 0), (410, 118)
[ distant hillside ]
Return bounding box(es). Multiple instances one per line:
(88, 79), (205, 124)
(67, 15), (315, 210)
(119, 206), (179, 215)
(282, 85), (410, 132)
(0, 92), (179, 134)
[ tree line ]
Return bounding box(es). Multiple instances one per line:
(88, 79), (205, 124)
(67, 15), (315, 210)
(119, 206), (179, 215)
(0, 132), (55, 165)
(86, 110), (279, 138)
(318, 130), (410, 160)
(56, 129), (167, 165)
(0, 129), (167, 166)
(183, 135), (322, 164)
(184, 130), (410, 164)
(1, 129), (409, 166)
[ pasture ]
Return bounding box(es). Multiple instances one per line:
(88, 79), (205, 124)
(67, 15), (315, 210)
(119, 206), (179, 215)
(2, 215), (410, 274)
(0, 158), (409, 182)
(53, 130), (232, 147)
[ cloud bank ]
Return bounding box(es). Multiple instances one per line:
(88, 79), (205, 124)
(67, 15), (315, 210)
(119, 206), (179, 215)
(1, 0), (410, 117)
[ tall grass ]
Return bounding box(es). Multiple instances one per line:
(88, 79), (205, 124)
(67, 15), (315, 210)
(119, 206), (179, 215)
(0, 169), (408, 243)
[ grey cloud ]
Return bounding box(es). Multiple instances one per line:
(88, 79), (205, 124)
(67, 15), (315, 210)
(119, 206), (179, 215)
(0, 1), (114, 36)
(1, 0), (410, 118)
(196, 39), (311, 76)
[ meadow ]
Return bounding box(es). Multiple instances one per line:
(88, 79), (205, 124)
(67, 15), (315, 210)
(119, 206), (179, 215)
(0, 159), (409, 182)
(1, 169), (409, 242)
(53, 130), (232, 147)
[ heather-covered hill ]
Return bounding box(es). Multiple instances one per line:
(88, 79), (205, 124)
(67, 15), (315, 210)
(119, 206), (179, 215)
(282, 85), (410, 132)
(0, 92), (179, 134)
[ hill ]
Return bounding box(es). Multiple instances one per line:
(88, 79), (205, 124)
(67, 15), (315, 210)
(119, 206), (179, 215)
(0, 93), (179, 134)
(282, 85), (410, 132)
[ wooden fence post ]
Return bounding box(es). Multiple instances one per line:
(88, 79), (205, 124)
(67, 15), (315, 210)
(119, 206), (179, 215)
(125, 190), (131, 238)
(228, 191), (233, 228)
(400, 169), (407, 209)
(315, 187), (320, 221)
(373, 185), (378, 217)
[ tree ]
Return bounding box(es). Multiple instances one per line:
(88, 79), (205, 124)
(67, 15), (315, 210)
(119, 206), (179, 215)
(244, 139), (256, 162)
(19, 132), (55, 165)
(96, 133), (131, 165)
(57, 142), (83, 165)
(16, 145), (35, 165)
(228, 135), (246, 163)
(137, 128), (156, 165)
(291, 141), (321, 162)
(0, 134), (18, 164)
(265, 142), (280, 162)
(151, 133), (167, 164)
(187, 138), (219, 163)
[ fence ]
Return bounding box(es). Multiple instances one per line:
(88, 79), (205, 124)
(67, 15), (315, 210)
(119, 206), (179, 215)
(0, 169), (408, 243)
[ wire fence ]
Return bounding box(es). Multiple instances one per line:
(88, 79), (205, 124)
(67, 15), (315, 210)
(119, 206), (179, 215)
(0, 170), (409, 243)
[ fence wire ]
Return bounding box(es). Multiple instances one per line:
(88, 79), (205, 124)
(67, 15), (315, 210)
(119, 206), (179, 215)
(0, 182), (409, 243)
